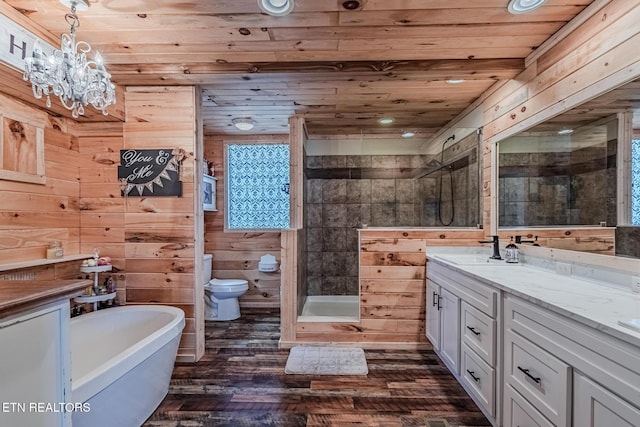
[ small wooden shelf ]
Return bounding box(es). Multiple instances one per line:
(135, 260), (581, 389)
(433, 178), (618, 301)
(0, 254), (95, 272)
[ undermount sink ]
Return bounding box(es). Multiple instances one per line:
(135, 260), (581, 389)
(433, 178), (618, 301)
(618, 319), (640, 333)
(431, 254), (509, 265)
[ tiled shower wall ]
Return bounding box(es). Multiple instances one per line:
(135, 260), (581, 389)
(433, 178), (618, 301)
(499, 143), (617, 227)
(304, 153), (478, 296)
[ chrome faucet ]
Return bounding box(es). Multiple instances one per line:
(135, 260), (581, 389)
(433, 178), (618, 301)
(479, 235), (502, 260)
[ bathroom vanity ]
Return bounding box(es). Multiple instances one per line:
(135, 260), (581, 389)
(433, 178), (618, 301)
(426, 247), (640, 427)
(0, 279), (91, 427)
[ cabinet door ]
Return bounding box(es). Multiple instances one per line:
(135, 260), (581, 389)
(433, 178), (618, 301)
(439, 287), (460, 375)
(0, 301), (70, 427)
(574, 373), (640, 427)
(426, 279), (441, 351)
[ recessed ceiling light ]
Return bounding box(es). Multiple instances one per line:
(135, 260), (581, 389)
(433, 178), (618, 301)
(445, 79), (465, 84)
(257, 0), (294, 16)
(378, 118), (394, 125)
(507, 0), (546, 14)
(557, 128), (574, 135)
(232, 118), (255, 131)
(342, 0), (361, 10)
(401, 131), (415, 138)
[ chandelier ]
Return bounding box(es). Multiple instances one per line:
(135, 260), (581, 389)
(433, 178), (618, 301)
(23, 0), (115, 118)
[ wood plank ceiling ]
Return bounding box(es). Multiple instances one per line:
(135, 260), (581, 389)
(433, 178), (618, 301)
(3, 0), (597, 138)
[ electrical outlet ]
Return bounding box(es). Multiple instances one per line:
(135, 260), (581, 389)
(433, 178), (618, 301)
(555, 262), (572, 276)
(631, 276), (640, 293)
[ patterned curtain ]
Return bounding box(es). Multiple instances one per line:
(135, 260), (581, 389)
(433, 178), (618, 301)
(227, 144), (290, 229)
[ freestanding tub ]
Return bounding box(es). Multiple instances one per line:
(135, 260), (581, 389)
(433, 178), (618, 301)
(70, 305), (185, 427)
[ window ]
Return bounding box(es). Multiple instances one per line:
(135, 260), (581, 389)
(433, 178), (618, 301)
(226, 143), (290, 230)
(632, 138), (640, 225)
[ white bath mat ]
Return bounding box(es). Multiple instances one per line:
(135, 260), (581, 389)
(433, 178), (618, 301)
(284, 346), (368, 375)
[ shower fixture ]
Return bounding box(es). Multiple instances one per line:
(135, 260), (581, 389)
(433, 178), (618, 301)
(437, 135), (456, 226)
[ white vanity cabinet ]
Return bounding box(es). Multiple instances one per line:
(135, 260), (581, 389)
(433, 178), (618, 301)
(426, 261), (500, 423)
(0, 300), (72, 427)
(503, 294), (640, 427)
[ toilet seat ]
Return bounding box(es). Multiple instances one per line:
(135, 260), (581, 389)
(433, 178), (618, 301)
(205, 278), (248, 293)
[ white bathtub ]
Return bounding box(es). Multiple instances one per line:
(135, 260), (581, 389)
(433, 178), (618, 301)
(70, 305), (185, 427)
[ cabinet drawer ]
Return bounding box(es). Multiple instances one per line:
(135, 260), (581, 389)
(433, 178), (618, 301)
(461, 301), (496, 366)
(428, 263), (498, 317)
(503, 384), (554, 427)
(505, 330), (571, 427)
(460, 343), (495, 418)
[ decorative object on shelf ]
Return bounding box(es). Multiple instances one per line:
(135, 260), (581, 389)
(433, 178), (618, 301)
(78, 251), (115, 311)
(46, 240), (64, 259)
(23, 0), (115, 118)
(117, 148), (184, 197)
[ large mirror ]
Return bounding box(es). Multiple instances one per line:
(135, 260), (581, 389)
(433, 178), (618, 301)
(498, 115), (618, 227)
(496, 78), (640, 257)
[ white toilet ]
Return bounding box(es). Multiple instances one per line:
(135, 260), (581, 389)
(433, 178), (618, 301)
(203, 254), (249, 321)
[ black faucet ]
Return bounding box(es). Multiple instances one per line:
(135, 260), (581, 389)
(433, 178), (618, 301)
(516, 235), (540, 246)
(479, 235), (502, 259)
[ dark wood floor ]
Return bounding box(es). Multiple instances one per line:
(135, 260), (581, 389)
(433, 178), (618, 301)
(143, 308), (491, 427)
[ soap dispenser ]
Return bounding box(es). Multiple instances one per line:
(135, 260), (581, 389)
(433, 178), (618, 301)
(505, 236), (519, 263)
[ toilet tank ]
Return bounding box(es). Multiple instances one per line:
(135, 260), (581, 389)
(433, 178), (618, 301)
(203, 254), (213, 284)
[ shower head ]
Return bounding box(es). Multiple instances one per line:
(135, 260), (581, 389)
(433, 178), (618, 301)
(425, 158), (443, 169)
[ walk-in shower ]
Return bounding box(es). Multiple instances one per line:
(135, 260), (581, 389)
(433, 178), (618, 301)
(297, 130), (482, 322)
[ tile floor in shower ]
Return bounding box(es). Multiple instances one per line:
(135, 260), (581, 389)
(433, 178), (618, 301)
(298, 295), (359, 322)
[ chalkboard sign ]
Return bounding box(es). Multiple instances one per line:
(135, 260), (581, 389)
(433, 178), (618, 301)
(117, 149), (183, 197)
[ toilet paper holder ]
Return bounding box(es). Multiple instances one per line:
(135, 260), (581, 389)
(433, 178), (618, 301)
(258, 253), (278, 272)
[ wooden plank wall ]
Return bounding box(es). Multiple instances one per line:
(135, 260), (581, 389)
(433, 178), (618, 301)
(286, 228), (485, 348)
(204, 135), (286, 308)
(77, 87), (201, 362)
(497, 228), (615, 255)
(124, 87), (199, 362)
(75, 122), (126, 306)
(0, 92), (82, 269)
(480, 0), (640, 232)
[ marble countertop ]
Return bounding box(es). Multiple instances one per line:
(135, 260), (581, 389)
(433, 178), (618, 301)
(0, 279), (92, 319)
(427, 247), (640, 348)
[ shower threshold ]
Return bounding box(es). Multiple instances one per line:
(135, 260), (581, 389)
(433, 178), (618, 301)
(298, 295), (359, 322)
